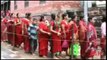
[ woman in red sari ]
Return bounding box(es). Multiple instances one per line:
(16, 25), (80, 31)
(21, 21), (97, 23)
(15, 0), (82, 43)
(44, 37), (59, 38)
(14, 13), (23, 48)
(38, 15), (51, 57)
(22, 13), (31, 53)
(7, 13), (15, 45)
(69, 15), (79, 57)
(61, 13), (69, 56)
(85, 17), (98, 59)
(1, 16), (8, 42)
(78, 16), (87, 59)
(50, 14), (62, 58)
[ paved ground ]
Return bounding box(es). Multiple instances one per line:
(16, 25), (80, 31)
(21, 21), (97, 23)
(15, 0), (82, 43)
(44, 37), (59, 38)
(1, 39), (106, 59)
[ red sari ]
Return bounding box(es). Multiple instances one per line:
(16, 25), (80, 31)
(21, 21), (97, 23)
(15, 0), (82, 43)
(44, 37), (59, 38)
(14, 18), (23, 47)
(61, 20), (69, 48)
(7, 18), (15, 45)
(38, 21), (50, 56)
(51, 21), (62, 53)
(78, 20), (87, 58)
(69, 21), (78, 45)
(1, 18), (8, 41)
(85, 22), (98, 58)
(22, 18), (31, 52)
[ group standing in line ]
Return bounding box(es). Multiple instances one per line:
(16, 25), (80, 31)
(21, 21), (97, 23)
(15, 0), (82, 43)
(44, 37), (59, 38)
(1, 12), (106, 59)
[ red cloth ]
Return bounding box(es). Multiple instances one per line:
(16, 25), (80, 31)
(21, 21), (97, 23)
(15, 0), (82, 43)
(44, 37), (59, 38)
(61, 20), (70, 49)
(2, 18), (8, 24)
(85, 22), (98, 58)
(7, 19), (15, 45)
(79, 20), (87, 40)
(68, 20), (78, 41)
(78, 20), (87, 58)
(38, 21), (50, 56)
(51, 21), (62, 53)
(21, 18), (31, 52)
(1, 19), (8, 41)
(85, 47), (96, 58)
(14, 18), (23, 46)
(100, 37), (106, 50)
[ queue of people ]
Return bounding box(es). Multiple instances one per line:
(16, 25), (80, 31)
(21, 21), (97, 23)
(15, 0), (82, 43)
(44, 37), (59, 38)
(1, 12), (106, 59)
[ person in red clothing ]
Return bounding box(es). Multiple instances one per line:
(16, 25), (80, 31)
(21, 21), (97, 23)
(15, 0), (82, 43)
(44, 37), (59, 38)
(1, 16), (8, 42)
(85, 17), (98, 59)
(50, 14), (62, 58)
(6, 13), (15, 45)
(69, 15), (79, 40)
(14, 13), (23, 48)
(69, 15), (79, 57)
(38, 15), (51, 57)
(22, 13), (31, 53)
(61, 13), (69, 56)
(78, 16), (87, 59)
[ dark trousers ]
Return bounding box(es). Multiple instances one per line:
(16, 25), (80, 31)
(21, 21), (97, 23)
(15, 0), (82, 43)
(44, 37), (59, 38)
(30, 39), (37, 53)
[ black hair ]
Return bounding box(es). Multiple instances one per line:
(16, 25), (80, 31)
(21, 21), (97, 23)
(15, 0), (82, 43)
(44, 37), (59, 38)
(40, 15), (44, 21)
(27, 13), (31, 17)
(16, 13), (19, 18)
(51, 14), (55, 20)
(25, 13), (31, 19)
(10, 13), (13, 18)
(88, 17), (92, 22)
(102, 16), (106, 22)
(62, 13), (67, 20)
(80, 16), (84, 20)
(72, 15), (76, 20)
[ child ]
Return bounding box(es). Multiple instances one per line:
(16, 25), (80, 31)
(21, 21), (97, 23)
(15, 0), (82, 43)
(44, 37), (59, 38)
(28, 18), (39, 55)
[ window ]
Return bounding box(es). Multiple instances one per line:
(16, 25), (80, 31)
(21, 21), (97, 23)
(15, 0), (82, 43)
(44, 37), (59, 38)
(25, 0), (29, 8)
(39, 0), (46, 4)
(14, 0), (17, 10)
(92, 2), (97, 7)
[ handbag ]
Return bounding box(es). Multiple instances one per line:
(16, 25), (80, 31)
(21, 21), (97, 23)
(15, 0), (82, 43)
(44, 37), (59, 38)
(62, 39), (68, 49)
(62, 30), (68, 49)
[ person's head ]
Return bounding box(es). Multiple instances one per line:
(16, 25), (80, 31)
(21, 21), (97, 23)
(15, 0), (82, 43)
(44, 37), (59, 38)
(51, 14), (55, 20)
(25, 13), (31, 20)
(80, 16), (84, 20)
(102, 16), (106, 22)
(32, 18), (37, 25)
(55, 14), (60, 21)
(40, 15), (44, 22)
(10, 13), (13, 18)
(88, 17), (95, 23)
(72, 15), (78, 21)
(16, 13), (19, 18)
(62, 13), (68, 20)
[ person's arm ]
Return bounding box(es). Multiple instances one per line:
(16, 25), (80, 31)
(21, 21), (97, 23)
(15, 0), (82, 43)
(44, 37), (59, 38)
(50, 25), (58, 34)
(36, 26), (39, 31)
(101, 23), (106, 37)
(62, 24), (66, 38)
(39, 29), (50, 35)
(28, 25), (31, 36)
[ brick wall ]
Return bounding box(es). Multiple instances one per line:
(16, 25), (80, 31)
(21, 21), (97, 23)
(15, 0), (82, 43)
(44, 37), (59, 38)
(10, 1), (81, 17)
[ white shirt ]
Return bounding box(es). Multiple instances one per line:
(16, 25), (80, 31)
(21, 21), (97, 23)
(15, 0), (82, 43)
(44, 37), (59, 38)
(101, 22), (106, 37)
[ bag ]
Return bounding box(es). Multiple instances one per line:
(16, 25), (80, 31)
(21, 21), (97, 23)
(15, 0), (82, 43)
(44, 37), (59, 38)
(62, 40), (68, 49)
(69, 43), (80, 57)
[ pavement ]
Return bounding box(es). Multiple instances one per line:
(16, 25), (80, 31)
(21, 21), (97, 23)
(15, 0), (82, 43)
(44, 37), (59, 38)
(1, 39), (106, 59)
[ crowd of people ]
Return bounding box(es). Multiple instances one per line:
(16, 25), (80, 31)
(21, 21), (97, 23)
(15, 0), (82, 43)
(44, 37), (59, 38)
(1, 11), (106, 59)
